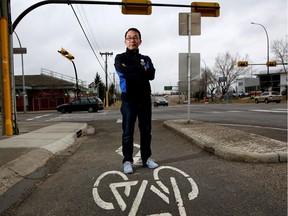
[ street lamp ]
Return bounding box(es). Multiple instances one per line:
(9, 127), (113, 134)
(251, 22), (271, 88)
(14, 31), (27, 113)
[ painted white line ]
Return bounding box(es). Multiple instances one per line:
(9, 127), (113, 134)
(171, 177), (187, 216)
(217, 123), (287, 131)
(251, 109), (287, 113)
(128, 180), (148, 216)
(116, 143), (142, 164)
(26, 113), (52, 121)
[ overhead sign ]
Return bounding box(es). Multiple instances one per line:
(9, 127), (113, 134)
(191, 2), (220, 17)
(13, 47), (27, 54)
(179, 12), (201, 36)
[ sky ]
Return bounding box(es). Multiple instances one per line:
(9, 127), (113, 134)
(10, 0), (288, 94)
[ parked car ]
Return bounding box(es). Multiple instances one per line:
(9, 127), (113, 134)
(153, 97), (168, 107)
(56, 97), (104, 113)
(255, 91), (282, 104)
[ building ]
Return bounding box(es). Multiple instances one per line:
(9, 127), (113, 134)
(236, 67), (287, 94)
(14, 69), (87, 111)
(255, 67), (287, 92)
(236, 77), (260, 93)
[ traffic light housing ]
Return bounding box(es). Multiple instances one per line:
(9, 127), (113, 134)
(58, 48), (68, 56)
(237, 61), (248, 67)
(122, 0), (152, 15)
(58, 48), (74, 61)
(67, 53), (75, 61)
(191, 2), (220, 17)
(266, 61), (277, 67)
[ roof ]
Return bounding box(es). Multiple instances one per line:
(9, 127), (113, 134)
(15, 74), (76, 89)
(255, 66), (287, 75)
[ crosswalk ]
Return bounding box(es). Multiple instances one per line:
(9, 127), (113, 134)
(210, 108), (287, 114)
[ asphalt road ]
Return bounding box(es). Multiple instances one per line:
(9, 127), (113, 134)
(2, 118), (287, 216)
(11, 102), (288, 142)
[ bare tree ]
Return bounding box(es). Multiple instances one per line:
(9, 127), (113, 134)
(213, 52), (250, 96)
(200, 67), (217, 101)
(271, 37), (288, 72)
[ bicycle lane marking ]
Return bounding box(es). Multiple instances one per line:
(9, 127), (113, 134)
(92, 165), (199, 216)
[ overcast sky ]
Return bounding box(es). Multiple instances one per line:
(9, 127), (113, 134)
(11, 0), (287, 93)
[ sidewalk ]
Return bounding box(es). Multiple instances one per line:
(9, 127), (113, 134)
(0, 122), (88, 198)
(0, 120), (287, 213)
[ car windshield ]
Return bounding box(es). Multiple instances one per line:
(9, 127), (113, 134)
(156, 97), (166, 101)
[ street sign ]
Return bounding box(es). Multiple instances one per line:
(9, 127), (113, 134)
(178, 53), (201, 94)
(179, 12), (201, 36)
(191, 2), (220, 17)
(164, 86), (172, 91)
(13, 47), (27, 54)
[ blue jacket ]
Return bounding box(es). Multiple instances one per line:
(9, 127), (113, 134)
(114, 48), (155, 102)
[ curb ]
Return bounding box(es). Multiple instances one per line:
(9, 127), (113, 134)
(0, 123), (88, 197)
(163, 120), (287, 163)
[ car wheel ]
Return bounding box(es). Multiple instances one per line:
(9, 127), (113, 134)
(61, 108), (67, 114)
(265, 99), (269, 104)
(276, 101), (280, 103)
(154, 104), (158, 107)
(88, 107), (94, 113)
(255, 99), (259, 104)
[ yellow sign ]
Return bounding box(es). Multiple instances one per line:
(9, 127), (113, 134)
(122, 0), (152, 15)
(191, 2), (220, 17)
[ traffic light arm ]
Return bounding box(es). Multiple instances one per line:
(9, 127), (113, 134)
(13, 0), (218, 30)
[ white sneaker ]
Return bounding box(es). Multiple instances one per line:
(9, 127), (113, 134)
(146, 158), (158, 169)
(123, 161), (133, 174)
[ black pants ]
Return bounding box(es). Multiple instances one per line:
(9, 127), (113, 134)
(120, 100), (152, 164)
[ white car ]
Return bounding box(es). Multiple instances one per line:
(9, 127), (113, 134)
(255, 91), (282, 104)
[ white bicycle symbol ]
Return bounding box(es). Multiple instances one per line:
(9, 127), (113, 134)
(92, 166), (199, 216)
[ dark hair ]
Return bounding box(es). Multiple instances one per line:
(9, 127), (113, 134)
(125, 28), (141, 39)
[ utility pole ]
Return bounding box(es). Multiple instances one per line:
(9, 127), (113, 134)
(100, 52), (113, 108)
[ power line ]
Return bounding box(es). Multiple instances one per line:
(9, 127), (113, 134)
(70, 5), (105, 72)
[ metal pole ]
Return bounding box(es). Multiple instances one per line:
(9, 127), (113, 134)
(251, 22), (270, 89)
(71, 61), (79, 99)
(187, 13), (191, 123)
(13, 31), (27, 113)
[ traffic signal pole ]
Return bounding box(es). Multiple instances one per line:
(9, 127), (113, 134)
(0, 17), (13, 136)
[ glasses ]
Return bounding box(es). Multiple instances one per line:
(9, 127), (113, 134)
(125, 37), (140, 41)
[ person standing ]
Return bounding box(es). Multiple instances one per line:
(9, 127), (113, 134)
(114, 28), (158, 174)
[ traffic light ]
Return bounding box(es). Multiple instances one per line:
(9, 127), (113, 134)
(191, 2), (220, 17)
(67, 53), (75, 61)
(237, 61), (248, 67)
(266, 61), (277, 67)
(58, 48), (74, 61)
(122, 0), (152, 15)
(58, 48), (68, 56)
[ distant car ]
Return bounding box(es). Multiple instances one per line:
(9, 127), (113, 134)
(56, 97), (104, 113)
(154, 97), (168, 107)
(255, 91), (282, 104)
